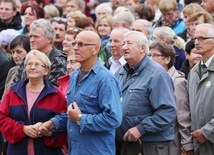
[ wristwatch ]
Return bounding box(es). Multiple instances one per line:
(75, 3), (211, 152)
(76, 114), (82, 125)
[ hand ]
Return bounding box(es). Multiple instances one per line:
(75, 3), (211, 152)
(24, 122), (42, 138)
(38, 120), (55, 137)
(123, 127), (142, 142)
(67, 102), (81, 122)
(191, 129), (207, 145)
(181, 148), (194, 155)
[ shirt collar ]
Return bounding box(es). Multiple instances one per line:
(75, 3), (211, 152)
(201, 54), (214, 67)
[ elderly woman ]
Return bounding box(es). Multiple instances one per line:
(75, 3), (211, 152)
(0, 50), (67, 155)
(149, 42), (193, 155)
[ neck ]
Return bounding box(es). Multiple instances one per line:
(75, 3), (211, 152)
(27, 79), (45, 92)
(81, 58), (97, 72)
(41, 45), (52, 54)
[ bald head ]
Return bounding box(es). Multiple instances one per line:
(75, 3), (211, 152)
(76, 31), (101, 47)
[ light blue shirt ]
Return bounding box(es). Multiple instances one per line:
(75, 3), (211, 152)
(56, 60), (122, 155)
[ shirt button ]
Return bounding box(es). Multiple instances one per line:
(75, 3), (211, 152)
(125, 111), (129, 115)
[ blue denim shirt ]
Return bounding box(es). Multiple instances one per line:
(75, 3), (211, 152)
(115, 55), (176, 143)
(52, 60), (122, 155)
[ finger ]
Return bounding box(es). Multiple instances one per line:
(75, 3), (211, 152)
(123, 132), (128, 141)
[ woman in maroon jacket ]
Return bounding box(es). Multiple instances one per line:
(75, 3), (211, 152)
(0, 50), (67, 155)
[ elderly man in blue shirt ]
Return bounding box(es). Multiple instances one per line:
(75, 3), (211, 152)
(115, 31), (176, 155)
(39, 31), (122, 155)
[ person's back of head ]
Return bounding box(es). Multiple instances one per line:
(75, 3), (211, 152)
(44, 4), (60, 20)
(30, 19), (55, 45)
(153, 26), (185, 50)
(112, 11), (135, 29)
(134, 3), (155, 22)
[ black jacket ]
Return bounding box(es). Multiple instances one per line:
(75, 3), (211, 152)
(0, 12), (22, 32)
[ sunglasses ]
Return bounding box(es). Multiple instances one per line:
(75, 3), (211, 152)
(52, 17), (67, 23)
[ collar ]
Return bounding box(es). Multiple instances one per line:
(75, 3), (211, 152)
(109, 56), (126, 65)
(123, 56), (145, 75)
(201, 54), (214, 67)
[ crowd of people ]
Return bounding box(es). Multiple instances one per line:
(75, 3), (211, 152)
(0, 0), (213, 155)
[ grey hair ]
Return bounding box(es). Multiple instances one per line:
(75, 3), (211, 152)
(73, 0), (85, 10)
(30, 19), (55, 45)
(131, 19), (152, 34)
(111, 27), (130, 34)
(124, 31), (149, 53)
(95, 3), (112, 15)
(196, 23), (214, 37)
(113, 12), (135, 29)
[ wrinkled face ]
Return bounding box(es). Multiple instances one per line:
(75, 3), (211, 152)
(11, 45), (28, 65)
(67, 17), (76, 29)
(194, 26), (214, 56)
(24, 7), (37, 26)
(29, 27), (52, 52)
(109, 30), (124, 59)
(201, 0), (214, 14)
(52, 21), (66, 43)
(25, 55), (49, 80)
(67, 54), (80, 74)
(185, 48), (202, 67)
(189, 16), (205, 36)
(131, 22), (150, 39)
(66, 0), (79, 12)
(0, 2), (16, 23)
(73, 33), (98, 64)
(63, 34), (75, 53)
(97, 18), (111, 38)
(161, 10), (177, 24)
(122, 33), (144, 66)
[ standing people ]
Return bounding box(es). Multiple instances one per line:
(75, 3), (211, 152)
(115, 31), (176, 155)
(149, 42), (193, 155)
(188, 23), (214, 155)
(39, 31), (122, 155)
(0, 50), (67, 155)
(13, 19), (67, 86)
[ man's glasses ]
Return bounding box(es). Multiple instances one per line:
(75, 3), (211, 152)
(148, 53), (164, 58)
(52, 17), (67, 23)
(26, 62), (46, 68)
(72, 42), (97, 47)
(193, 36), (214, 42)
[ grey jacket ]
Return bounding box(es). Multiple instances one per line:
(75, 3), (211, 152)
(188, 59), (214, 154)
(168, 66), (193, 155)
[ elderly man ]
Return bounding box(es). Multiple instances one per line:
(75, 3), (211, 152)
(188, 23), (214, 155)
(13, 19), (67, 86)
(0, 0), (22, 31)
(39, 31), (122, 155)
(112, 12), (135, 29)
(131, 19), (152, 45)
(115, 31), (176, 155)
(95, 3), (113, 19)
(105, 27), (129, 74)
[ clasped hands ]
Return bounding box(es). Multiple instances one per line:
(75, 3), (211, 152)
(24, 120), (54, 138)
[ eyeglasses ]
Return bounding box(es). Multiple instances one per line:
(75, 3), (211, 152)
(72, 41), (97, 47)
(68, 28), (82, 34)
(52, 17), (67, 23)
(26, 62), (46, 68)
(193, 36), (214, 42)
(148, 53), (164, 58)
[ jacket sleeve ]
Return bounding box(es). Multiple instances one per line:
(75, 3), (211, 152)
(48, 56), (68, 86)
(0, 89), (26, 144)
(174, 78), (193, 151)
(137, 73), (176, 135)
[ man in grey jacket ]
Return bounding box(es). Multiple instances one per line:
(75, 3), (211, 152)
(188, 23), (214, 155)
(115, 31), (176, 155)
